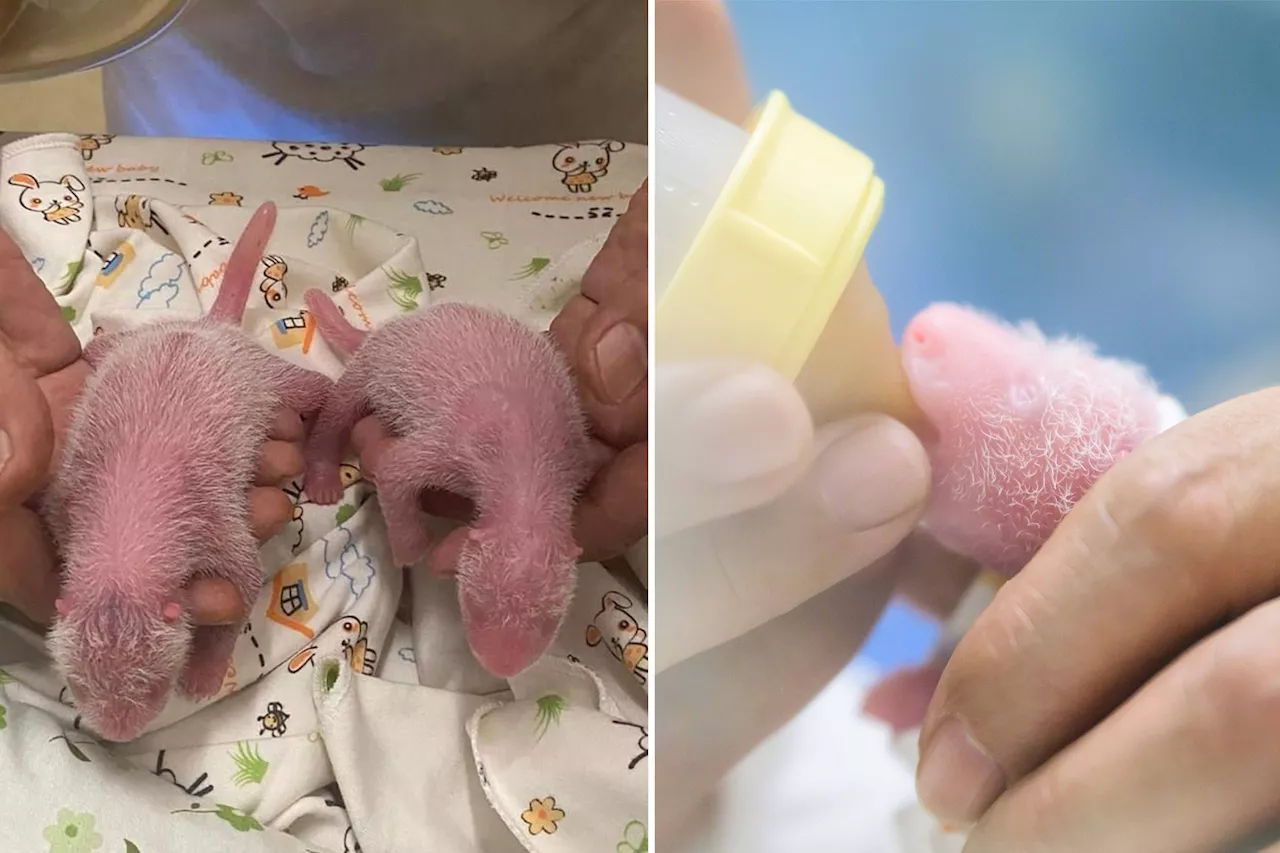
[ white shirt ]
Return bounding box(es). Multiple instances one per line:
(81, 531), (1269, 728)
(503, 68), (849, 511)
(103, 0), (647, 146)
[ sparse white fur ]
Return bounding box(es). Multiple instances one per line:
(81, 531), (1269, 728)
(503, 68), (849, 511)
(906, 304), (1162, 573)
(44, 319), (331, 741)
(305, 296), (592, 676)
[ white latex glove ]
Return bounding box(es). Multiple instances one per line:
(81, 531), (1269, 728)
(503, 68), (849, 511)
(656, 360), (938, 669)
(654, 359), (975, 838)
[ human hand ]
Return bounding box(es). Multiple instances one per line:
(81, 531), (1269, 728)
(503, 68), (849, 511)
(351, 180), (649, 565)
(0, 228), (303, 627)
(548, 179), (647, 560)
(917, 387), (1280, 852)
(654, 355), (980, 838)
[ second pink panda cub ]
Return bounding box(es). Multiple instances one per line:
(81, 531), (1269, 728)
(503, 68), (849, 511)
(302, 292), (593, 678)
(862, 303), (1164, 733)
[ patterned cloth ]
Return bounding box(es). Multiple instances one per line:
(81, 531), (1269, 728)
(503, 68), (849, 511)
(0, 131), (648, 853)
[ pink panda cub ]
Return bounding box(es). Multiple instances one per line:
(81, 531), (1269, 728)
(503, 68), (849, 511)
(301, 292), (594, 679)
(43, 204), (335, 742)
(903, 302), (1163, 575)
(863, 303), (1164, 733)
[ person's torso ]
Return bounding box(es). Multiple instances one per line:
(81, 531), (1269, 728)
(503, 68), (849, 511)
(104, 0), (647, 145)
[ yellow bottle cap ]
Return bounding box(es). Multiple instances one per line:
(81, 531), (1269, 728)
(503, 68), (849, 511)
(656, 90), (885, 381)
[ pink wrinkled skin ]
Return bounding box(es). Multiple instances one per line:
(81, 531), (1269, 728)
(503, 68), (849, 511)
(303, 291), (591, 678)
(42, 203), (334, 742)
(903, 302), (1164, 576)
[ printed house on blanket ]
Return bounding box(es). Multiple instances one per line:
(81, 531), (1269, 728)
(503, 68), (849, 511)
(268, 563), (321, 639)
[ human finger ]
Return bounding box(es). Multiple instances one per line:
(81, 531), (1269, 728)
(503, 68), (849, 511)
(268, 408), (305, 442)
(187, 579), (246, 626)
(0, 227), (82, 375)
(578, 181), (647, 307)
(568, 184), (647, 448)
(654, 360), (813, 536)
(350, 415), (390, 482)
(255, 441), (304, 485)
(36, 359), (91, 491)
(963, 595), (1280, 853)
(549, 292), (595, 361)
(573, 297), (647, 448)
(655, 0), (753, 124)
(917, 386), (1280, 826)
(0, 505), (59, 625)
(574, 441), (647, 562)
(658, 411), (930, 672)
(0, 340), (54, 507)
(249, 487), (292, 541)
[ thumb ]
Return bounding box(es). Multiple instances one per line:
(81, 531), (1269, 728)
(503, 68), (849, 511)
(655, 360), (815, 537)
(0, 505), (60, 625)
(657, 409), (931, 671)
(0, 339), (53, 507)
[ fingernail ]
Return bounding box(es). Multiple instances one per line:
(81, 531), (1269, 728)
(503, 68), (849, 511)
(685, 367), (811, 484)
(814, 420), (928, 531)
(917, 716), (1005, 825)
(0, 429), (10, 473)
(592, 322), (647, 404)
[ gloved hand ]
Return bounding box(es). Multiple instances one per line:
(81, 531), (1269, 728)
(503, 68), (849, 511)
(655, 356), (978, 838)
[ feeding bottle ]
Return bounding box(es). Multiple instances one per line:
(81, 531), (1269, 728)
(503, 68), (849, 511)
(655, 85), (933, 669)
(655, 84), (923, 432)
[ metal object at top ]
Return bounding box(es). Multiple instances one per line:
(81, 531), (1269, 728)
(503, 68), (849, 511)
(0, 0), (189, 83)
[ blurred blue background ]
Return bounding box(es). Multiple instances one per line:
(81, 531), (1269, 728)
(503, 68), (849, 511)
(726, 0), (1280, 673)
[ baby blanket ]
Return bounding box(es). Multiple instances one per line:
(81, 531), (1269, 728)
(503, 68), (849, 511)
(0, 131), (648, 853)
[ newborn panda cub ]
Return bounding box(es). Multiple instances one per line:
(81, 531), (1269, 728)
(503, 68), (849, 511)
(302, 291), (594, 679)
(45, 203), (334, 742)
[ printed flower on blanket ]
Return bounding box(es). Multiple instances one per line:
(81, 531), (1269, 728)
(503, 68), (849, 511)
(43, 809), (103, 853)
(617, 820), (648, 853)
(522, 797), (565, 835)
